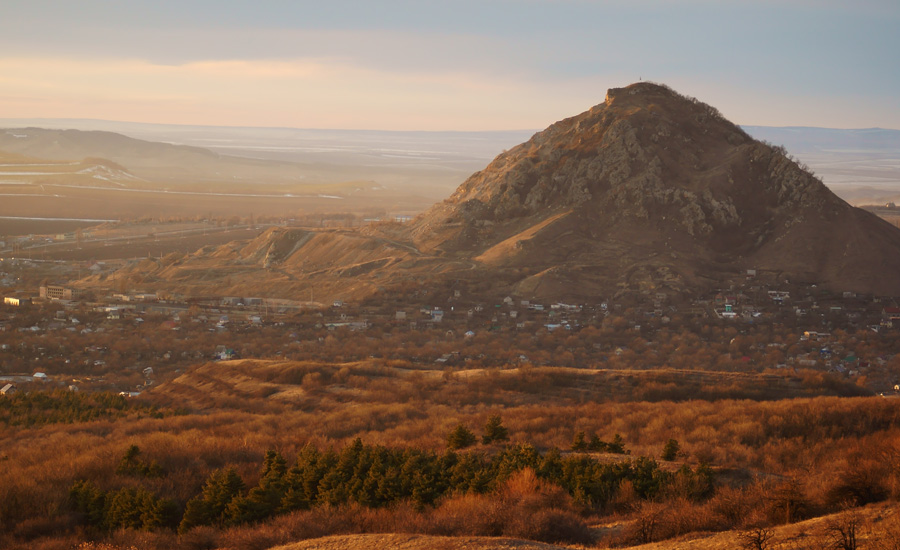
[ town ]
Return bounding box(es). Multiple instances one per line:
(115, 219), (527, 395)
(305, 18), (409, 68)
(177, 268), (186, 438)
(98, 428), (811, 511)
(3, 253), (900, 399)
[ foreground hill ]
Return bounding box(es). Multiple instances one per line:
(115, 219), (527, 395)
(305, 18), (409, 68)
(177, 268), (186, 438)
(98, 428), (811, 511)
(83, 82), (900, 301)
(273, 501), (900, 550)
(272, 533), (572, 550)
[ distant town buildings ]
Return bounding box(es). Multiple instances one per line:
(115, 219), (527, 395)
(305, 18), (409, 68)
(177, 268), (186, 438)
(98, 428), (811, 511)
(40, 285), (84, 301)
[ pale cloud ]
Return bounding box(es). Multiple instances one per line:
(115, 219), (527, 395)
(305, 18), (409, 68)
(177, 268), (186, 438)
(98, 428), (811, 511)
(0, 0), (897, 130)
(0, 55), (609, 130)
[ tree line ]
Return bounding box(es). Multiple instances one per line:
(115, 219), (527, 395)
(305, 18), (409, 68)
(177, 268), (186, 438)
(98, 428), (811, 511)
(68, 437), (713, 535)
(0, 390), (172, 427)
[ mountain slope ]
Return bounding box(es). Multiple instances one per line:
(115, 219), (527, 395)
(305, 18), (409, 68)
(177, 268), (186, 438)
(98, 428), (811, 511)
(407, 82), (900, 297)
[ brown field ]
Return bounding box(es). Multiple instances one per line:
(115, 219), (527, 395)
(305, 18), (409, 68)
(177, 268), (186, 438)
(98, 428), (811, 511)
(0, 184), (432, 226)
(0, 218), (103, 237)
(13, 226), (266, 261)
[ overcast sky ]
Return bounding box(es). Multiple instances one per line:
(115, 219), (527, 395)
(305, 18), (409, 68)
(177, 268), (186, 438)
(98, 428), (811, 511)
(1, 0), (897, 131)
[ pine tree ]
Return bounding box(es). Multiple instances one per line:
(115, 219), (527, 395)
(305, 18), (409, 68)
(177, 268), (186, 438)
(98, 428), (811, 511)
(588, 434), (607, 452)
(70, 480), (106, 527)
(282, 444), (323, 511)
(661, 439), (680, 461)
(571, 431), (587, 452)
(178, 467), (245, 533)
(447, 423), (476, 449)
(228, 450), (288, 524)
(481, 414), (509, 444)
(608, 433), (627, 454)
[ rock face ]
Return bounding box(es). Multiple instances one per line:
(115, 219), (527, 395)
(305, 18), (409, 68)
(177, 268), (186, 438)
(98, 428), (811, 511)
(408, 82), (900, 297)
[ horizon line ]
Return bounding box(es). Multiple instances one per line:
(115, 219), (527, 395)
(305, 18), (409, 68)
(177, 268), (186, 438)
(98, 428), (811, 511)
(1, 117), (899, 135)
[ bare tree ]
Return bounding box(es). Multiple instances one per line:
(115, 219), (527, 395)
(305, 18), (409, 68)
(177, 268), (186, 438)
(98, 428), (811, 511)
(628, 502), (667, 544)
(740, 527), (776, 550)
(827, 512), (861, 550)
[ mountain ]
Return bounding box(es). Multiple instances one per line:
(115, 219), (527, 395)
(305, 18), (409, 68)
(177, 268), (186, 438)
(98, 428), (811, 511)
(88, 83), (900, 301)
(0, 127), (371, 187)
(406, 82), (900, 297)
(0, 127), (218, 177)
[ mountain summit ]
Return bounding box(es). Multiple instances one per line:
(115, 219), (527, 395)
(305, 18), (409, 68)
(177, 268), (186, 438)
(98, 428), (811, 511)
(407, 82), (900, 297)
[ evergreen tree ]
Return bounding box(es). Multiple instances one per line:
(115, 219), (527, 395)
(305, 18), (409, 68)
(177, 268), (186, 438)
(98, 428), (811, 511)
(70, 481), (176, 531)
(179, 467), (245, 533)
(70, 480), (106, 527)
(661, 439), (680, 461)
(447, 423), (476, 449)
(282, 444), (328, 510)
(571, 431), (587, 452)
(494, 443), (542, 480)
(116, 444), (163, 477)
(227, 450), (288, 524)
(588, 434), (607, 452)
(105, 487), (145, 530)
(481, 414), (509, 444)
(538, 447), (564, 481)
(608, 433), (627, 454)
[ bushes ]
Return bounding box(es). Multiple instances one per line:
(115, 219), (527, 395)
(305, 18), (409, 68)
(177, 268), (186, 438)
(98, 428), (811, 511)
(432, 469), (592, 544)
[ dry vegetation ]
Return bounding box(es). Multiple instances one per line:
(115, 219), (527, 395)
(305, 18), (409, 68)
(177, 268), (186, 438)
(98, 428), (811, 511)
(2, 357), (900, 550)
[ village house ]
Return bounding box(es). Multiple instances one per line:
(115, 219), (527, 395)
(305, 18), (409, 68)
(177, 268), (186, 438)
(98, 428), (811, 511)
(882, 307), (900, 327)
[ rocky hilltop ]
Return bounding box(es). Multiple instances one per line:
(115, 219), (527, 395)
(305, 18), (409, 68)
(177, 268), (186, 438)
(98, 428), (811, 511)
(407, 82), (900, 297)
(91, 83), (900, 301)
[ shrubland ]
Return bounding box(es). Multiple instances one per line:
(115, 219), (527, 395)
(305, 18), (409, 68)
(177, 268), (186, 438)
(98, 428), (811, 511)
(2, 356), (900, 549)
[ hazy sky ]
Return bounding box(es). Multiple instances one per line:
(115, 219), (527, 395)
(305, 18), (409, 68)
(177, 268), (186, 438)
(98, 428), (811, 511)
(1, 0), (898, 131)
